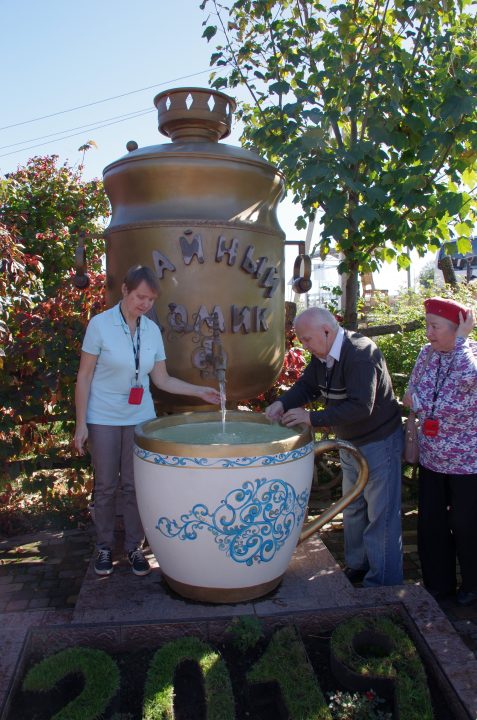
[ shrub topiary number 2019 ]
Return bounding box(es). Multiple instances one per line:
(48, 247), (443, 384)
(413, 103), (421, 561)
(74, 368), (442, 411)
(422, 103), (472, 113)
(19, 616), (434, 720)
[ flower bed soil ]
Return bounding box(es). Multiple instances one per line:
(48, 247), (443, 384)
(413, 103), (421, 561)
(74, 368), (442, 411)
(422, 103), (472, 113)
(6, 624), (455, 720)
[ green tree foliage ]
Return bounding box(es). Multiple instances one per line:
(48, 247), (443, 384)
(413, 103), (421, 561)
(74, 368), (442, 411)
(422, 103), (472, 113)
(201, 0), (477, 327)
(417, 260), (436, 288)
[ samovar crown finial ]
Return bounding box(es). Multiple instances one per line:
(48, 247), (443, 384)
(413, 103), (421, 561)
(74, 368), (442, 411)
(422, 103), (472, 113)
(154, 86), (236, 143)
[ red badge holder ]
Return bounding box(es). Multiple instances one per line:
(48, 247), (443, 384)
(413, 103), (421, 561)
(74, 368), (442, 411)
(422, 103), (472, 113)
(422, 418), (439, 437)
(128, 386), (144, 405)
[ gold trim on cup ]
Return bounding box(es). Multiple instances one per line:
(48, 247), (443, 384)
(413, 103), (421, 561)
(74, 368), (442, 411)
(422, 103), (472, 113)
(162, 572), (282, 604)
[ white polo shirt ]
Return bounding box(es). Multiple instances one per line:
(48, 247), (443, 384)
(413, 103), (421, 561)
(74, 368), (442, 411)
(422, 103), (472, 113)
(319, 326), (345, 367)
(82, 303), (166, 426)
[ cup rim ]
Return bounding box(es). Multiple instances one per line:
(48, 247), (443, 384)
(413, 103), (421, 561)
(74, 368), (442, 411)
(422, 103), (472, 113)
(134, 409), (313, 458)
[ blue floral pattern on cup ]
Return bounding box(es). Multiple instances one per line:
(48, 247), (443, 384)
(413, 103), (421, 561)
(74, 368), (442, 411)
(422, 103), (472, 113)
(156, 478), (309, 565)
(134, 443), (314, 468)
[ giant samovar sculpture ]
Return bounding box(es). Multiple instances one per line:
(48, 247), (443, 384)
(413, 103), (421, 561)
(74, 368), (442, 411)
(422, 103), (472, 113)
(103, 87), (286, 410)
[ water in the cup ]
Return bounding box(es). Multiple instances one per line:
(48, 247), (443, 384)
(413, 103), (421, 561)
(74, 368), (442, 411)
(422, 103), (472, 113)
(149, 421), (299, 445)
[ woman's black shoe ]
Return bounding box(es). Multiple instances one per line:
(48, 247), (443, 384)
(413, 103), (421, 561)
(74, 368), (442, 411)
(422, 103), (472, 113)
(456, 590), (477, 607)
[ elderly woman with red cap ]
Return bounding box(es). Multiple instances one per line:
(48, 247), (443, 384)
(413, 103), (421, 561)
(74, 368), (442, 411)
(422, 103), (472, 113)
(403, 297), (477, 606)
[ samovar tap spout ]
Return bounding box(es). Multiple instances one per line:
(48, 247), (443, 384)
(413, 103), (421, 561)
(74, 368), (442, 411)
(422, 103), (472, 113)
(212, 339), (227, 384)
(211, 312), (227, 384)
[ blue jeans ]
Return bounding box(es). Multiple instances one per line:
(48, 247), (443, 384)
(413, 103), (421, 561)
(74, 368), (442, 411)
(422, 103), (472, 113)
(339, 425), (404, 587)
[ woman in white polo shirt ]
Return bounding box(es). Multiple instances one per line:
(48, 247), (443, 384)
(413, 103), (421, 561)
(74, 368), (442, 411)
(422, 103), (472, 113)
(74, 265), (220, 577)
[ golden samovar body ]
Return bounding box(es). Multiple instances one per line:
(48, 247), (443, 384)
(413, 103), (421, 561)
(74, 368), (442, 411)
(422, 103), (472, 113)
(103, 88), (285, 410)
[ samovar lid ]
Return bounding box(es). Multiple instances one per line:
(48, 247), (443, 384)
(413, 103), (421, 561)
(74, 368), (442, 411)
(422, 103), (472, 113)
(154, 87), (237, 143)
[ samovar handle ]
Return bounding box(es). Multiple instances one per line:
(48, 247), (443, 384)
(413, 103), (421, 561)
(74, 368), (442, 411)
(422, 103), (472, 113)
(299, 438), (368, 544)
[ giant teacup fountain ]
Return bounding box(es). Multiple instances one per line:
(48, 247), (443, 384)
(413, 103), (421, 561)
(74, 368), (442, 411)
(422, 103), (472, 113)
(102, 87), (368, 603)
(134, 412), (367, 602)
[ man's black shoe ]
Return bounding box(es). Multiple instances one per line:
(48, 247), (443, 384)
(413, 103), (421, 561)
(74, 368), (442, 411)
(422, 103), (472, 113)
(426, 588), (455, 603)
(343, 566), (367, 584)
(456, 589), (477, 607)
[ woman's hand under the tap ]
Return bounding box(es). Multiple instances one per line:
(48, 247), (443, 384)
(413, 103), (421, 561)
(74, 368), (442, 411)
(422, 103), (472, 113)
(265, 401), (284, 422)
(281, 407), (311, 427)
(197, 386), (222, 404)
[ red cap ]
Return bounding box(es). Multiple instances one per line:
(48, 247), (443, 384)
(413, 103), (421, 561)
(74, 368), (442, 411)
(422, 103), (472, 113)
(424, 297), (467, 325)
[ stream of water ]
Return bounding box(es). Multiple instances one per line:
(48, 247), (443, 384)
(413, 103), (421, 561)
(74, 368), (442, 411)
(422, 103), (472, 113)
(219, 379), (227, 433)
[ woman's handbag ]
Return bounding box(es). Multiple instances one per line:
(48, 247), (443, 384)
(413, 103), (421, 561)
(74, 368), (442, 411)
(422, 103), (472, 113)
(402, 348), (433, 465)
(403, 411), (420, 464)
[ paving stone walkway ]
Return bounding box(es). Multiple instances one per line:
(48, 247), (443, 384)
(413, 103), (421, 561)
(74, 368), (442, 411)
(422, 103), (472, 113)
(0, 527), (95, 613)
(0, 502), (476, 657)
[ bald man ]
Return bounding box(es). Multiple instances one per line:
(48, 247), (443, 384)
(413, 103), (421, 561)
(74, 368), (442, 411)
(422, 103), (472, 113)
(266, 307), (403, 587)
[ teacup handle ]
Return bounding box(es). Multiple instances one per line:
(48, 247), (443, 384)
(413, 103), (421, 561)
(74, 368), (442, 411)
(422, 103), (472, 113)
(299, 438), (368, 544)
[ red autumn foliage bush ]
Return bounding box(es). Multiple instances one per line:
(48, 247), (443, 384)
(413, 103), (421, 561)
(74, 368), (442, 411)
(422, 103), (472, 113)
(242, 328), (306, 411)
(1, 156), (109, 474)
(0, 269), (106, 465)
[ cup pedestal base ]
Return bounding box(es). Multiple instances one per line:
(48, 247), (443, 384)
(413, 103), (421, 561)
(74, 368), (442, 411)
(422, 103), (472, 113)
(162, 573), (283, 604)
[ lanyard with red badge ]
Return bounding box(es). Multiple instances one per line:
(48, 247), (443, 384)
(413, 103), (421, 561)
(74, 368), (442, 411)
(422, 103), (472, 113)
(422, 354), (453, 437)
(120, 308), (144, 405)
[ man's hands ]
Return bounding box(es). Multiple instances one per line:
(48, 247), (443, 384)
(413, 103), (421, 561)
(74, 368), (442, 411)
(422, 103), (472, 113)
(265, 401), (311, 427)
(264, 400), (284, 422)
(281, 408), (311, 427)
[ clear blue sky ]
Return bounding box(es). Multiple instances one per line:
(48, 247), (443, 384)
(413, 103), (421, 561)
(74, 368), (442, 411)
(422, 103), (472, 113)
(0, 0), (426, 291)
(0, 1), (227, 181)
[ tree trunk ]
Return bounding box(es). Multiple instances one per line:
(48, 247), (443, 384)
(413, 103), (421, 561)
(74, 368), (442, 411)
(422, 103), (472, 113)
(439, 254), (457, 286)
(344, 263), (359, 329)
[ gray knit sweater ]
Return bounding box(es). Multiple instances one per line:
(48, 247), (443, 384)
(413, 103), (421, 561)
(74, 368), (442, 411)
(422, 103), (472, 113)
(279, 330), (402, 446)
